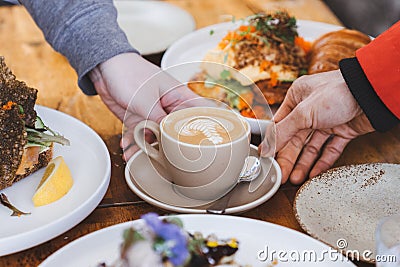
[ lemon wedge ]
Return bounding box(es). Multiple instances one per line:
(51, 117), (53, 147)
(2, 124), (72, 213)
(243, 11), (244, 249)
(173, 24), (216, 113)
(32, 156), (73, 207)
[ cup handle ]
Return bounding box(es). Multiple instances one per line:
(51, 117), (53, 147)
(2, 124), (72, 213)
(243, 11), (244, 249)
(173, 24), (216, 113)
(133, 120), (164, 164)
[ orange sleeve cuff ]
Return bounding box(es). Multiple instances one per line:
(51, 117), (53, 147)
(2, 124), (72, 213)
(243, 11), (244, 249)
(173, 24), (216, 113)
(356, 21), (400, 119)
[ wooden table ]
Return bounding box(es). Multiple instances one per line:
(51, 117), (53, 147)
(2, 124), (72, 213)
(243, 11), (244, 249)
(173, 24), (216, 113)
(0, 1), (398, 266)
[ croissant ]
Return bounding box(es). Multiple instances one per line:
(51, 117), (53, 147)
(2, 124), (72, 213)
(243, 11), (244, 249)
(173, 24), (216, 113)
(308, 29), (371, 74)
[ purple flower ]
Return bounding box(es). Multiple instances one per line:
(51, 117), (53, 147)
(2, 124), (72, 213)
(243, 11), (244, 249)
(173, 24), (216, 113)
(141, 213), (189, 266)
(142, 213), (163, 233)
(169, 241), (189, 266)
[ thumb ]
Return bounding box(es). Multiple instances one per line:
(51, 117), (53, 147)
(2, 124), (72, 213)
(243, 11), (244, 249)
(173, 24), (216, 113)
(259, 104), (309, 157)
(144, 102), (168, 124)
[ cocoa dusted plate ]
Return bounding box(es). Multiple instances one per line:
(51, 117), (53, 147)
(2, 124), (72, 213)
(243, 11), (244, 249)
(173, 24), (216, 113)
(294, 163), (400, 263)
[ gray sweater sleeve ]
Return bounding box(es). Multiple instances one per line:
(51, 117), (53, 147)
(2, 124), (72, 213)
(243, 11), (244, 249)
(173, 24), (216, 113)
(19, 0), (139, 95)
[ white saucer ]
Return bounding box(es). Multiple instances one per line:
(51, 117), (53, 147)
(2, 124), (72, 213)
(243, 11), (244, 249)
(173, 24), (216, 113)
(114, 1), (196, 55)
(125, 144), (281, 214)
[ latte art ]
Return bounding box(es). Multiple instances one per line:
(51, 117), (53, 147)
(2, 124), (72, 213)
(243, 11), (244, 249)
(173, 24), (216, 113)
(135, 107), (251, 200)
(162, 108), (248, 146)
(179, 118), (225, 145)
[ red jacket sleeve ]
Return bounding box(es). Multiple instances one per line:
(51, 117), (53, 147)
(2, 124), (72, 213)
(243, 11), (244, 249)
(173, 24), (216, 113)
(356, 21), (400, 119)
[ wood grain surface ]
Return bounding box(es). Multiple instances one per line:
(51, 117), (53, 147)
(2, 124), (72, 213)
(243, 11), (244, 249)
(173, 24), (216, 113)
(0, 1), (397, 266)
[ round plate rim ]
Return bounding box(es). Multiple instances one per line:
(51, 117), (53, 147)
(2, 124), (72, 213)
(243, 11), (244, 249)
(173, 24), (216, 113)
(293, 162), (400, 263)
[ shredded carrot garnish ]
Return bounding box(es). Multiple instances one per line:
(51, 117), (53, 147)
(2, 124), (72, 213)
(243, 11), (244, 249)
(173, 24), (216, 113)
(268, 71), (279, 87)
(218, 40), (229, 49)
(2, 101), (16, 110)
(239, 25), (256, 33)
(259, 60), (272, 72)
(240, 105), (268, 119)
(219, 31), (242, 49)
(240, 108), (256, 119)
(237, 91), (254, 110)
(295, 36), (312, 54)
(218, 26), (257, 49)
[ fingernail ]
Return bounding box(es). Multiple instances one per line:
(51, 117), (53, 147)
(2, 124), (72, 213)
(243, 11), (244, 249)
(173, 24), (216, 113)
(290, 170), (306, 185)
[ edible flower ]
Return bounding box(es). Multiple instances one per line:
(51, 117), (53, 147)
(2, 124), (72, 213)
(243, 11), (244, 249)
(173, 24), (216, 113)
(294, 36), (312, 54)
(142, 213), (189, 266)
(1, 101), (15, 110)
(227, 238), (238, 249)
(268, 71), (279, 87)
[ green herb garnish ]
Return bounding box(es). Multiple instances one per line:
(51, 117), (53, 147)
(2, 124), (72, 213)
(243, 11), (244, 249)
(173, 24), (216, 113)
(25, 116), (70, 147)
(249, 11), (298, 44)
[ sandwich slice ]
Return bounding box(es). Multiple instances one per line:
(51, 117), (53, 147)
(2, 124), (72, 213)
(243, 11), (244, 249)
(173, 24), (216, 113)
(0, 56), (69, 190)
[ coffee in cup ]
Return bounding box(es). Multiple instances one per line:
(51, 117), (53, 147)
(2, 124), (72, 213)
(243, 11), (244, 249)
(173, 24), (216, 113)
(162, 108), (246, 145)
(134, 107), (250, 201)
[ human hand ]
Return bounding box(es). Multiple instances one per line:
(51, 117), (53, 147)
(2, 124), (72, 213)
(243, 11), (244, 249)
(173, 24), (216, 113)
(89, 53), (209, 160)
(259, 70), (374, 184)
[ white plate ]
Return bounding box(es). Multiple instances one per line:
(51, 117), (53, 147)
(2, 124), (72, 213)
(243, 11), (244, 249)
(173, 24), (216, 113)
(124, 144), (281, 214)
(161, 20), (343, 73)
(294, 163), (400, 263)
(0, 105), (111, 256)
(114, 0), (196, 55)
(161, 20), (343, 134)
(39, 214), (355, 266)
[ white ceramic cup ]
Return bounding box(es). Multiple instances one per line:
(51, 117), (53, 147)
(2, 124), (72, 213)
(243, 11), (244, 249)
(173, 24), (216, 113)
(376, 214), (400, 266)
(134, 107), (250, 200)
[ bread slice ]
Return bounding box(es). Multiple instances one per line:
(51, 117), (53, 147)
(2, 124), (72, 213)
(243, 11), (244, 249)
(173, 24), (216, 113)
(14, 146), (53, 184)
(187, 71), (293, 107)
(0, 134), (53, 190)
(188, 72), (227, 102)
(0, 56), (38, 127)
(0, 104), (26, 189)
(0, 57), (53, 190)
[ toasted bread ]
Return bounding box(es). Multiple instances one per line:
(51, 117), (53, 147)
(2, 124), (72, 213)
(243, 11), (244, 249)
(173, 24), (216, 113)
(187, 72), (228, 102)
(0, 57), (56, 191)
(14, 146), (53, 184)
(0, 56), (38, 127)
(0, 105), (53, 190)
(0, 105), (26, 189)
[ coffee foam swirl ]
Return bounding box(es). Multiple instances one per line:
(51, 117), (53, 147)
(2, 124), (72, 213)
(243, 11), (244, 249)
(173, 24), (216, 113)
(163, 110), (246, 146)
(180, 118), (225, 144)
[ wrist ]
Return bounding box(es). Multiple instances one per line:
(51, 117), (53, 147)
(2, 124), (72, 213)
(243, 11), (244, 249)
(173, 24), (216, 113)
(340, 57), (399, 132)
(97, 52), (144, 73)
(88, 64), (105, 95)
(89, 52), (143, 95)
